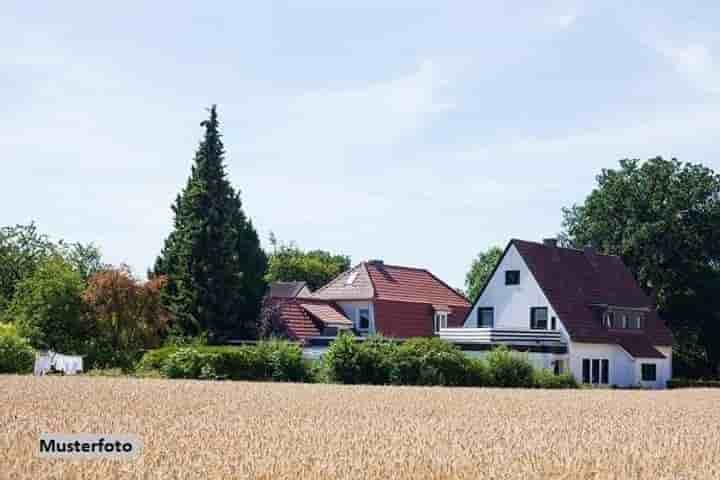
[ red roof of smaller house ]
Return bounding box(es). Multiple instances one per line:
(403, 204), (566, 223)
(275, 300), (322, 340)
(365, 262), (470, 307)
(300, 303), (353, 328)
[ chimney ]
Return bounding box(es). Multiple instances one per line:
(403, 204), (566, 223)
(542, 238), (557, 248)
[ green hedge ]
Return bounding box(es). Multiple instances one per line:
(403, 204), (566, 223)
(667, 378), (720, 389)
(322, 334), (574, 388)
(0, 335), (35, 374)
(138, 341), (309, 382)
(137, 337), (578, 388)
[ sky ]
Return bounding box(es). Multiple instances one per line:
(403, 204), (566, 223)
(3, 1), (720, 289)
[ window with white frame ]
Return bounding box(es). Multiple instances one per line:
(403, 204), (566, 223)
(582, 358), (609, 385)
(433, 311), (448, 333)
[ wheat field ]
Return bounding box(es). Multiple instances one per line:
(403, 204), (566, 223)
(1, 376), (719, 479)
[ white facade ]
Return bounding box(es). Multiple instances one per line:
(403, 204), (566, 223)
(337, 301), (375, 335)
(456, 244), (672, 389)
(464, 245), (569, 339)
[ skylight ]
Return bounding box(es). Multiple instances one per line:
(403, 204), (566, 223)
(345, 272), (358, 285)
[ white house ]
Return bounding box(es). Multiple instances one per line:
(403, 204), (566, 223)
(439, 239), (674, 388)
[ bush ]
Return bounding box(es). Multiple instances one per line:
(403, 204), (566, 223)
(354, 335), (398, 385)
(0, 335), (35, 374)
(0, 322), (18, 338)
(485, 346), (534, 387)
(392, 337), (469, 386)
(141, 341), (309, 382)
(255, 339), (307, 382)
(136, 346), (179, 372)
(667, 378), (720, 389)
(10, 256), (85, 353)
(464, 357), (491, 387)
(533, 368), (579, 389)
(162, 347), (221, 379)
(323, 332), (361, 384)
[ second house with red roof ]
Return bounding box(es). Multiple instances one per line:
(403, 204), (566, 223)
(267, 259), (471, 352)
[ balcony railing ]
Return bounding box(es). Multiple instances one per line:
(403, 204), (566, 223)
(438, 327), (565, 346)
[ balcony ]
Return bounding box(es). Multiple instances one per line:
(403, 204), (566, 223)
(438, 327), (567, 353)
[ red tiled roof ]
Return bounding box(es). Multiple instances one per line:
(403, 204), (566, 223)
(300, 303), (352, 327)
(365, 263), (470, 307)
(268, 298), (353, 341)
(509, 239), (673, 346)
(274, 299), (321, 340)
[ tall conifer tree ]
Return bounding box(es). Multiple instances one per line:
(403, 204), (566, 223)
(155, 106), (267, 338)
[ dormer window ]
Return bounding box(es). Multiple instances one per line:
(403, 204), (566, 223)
(604, 309), (644, 329)
(505, 270), (520, 285)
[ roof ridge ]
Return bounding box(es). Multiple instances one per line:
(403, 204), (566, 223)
(361, 262), (376, 299)
(511, 238), (621, 258)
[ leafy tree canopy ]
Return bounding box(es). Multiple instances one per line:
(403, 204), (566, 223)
(464, 246), (503, 302)
(265, 236), (351, 291)
(0, 223), (103, 316)
(10, 255), (86, 353)
(562, 157), (720, 375)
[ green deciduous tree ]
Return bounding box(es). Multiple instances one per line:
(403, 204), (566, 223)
(562, 157), (720, 376)
(464, 246), (503, 302)
(0, 223), (104, 317)
(0, 223), (55, 315)
(154, 106), (267, 338)
(10, 256), (86, 353)
(265, 238), (351, 290)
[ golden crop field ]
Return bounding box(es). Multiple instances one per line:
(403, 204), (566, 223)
(1, 376), (719, 479)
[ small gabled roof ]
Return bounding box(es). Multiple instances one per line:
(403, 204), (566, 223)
(269, 281), (312, 299)
(311, 260), (470, 307)
(470, 239), (673, 347)
(299, 303), (353, 328)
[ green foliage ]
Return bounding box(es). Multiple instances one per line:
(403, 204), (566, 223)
(0, 335), (35, 374)
(322, 332), (360, 384)
(0, 223), (103, 318)
(162, 347), (220, 379)
(0, 322), (18, 337)
(667, 378), (720, 388)
(464, 246), (503, 302)
(0, 223), (55, 316)
(562, 157), (720, 376)
(533, 369), (579, 389)
(485, 346), (535, 387)
(265, 240), (351, 291)
(255, 339), (307, 382)
(464, 357), (491, 387)
(154, 105), (267, 339)
(392, 337), (469, 386)
(10, 256), (85, 353)
(141, 341), (308, 382)
(136, 346), (180, 372)
(354, 335), (398, 385)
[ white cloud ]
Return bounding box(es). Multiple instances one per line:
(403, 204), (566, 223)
(657, 42), (720, 94)
(239, 59), (457, 161)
